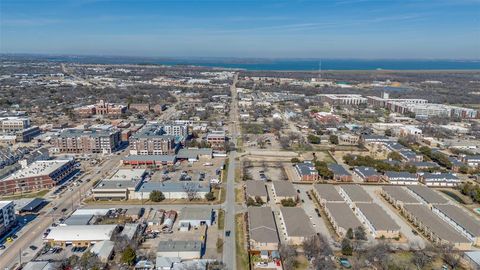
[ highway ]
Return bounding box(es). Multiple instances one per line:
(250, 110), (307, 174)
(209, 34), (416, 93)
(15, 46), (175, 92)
(0, 152), (126, 269)
(223, 73), (239, 270)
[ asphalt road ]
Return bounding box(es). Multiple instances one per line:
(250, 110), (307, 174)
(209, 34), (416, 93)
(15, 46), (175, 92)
(223, 73), (239, 270)
(0, 152), (125, 269)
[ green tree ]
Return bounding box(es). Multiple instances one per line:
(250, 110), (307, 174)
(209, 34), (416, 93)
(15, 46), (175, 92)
(121, 246), (136, 265)
(291, 157), (300, 164)
(246, 197), (257, 206)
(341, 238), (353, 256)
(346, 228), (354, 239)
(281, 198), (297, 207)
(387, 151), (403, 161)
(255, 196), (264, 205)
(307, 134), (321, 144)
(149, 190), (165, 202)
(205, 192), (215, 201)
(329, 135), (339, 145)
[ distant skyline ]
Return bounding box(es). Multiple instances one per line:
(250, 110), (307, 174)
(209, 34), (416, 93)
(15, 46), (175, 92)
(1, 0), (479, 59)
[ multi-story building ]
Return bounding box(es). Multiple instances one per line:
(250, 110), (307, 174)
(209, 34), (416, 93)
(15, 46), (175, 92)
(0, 201), (16, 237)
(419, 172), (460, 187)
(0, 117), (40, 143)
(129, 124), (177, 155)
(53, 129), (121, 154)
(320, 94), (367, 105)
(295, 161), (319, 181)
(74, 100), (127, 118)
(206, 130), (226, 150)
(0, 159), (76, 195)
(162, 124), (188, 138)
(0, 117), (31, 132)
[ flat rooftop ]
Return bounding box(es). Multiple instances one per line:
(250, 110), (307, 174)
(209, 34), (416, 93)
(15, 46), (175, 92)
(45, 225), (117, 242)
(407, 185), (448, 204)
(313, 184), (344, 202)
(3, 160), (71, 181)
(279, 207), (315, 238)
(382, 186), (420, 204)
(339, 185), (373, 203)
(245, 180), (267, 198)
(157, 240), (202, 252)
(324, 202), (362, 231)
(433, 204), (480, 237)
(109, 168), (146, 181)
(403, 204), (470, 244)
(247, 207), (279, 244)
(0, 200), (13, 209)
(178, 207), (212, 221)
(356, 203), (400, 232)
(272, 181), (296, 198)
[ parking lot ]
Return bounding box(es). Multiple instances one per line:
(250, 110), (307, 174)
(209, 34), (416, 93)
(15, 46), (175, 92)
(247, 163), (287, 182)
(149, 158), (225, 184)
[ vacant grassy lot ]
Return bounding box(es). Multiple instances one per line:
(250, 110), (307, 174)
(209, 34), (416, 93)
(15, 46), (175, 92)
(236, 213), (249, 270)
(0, 189), (49, 200)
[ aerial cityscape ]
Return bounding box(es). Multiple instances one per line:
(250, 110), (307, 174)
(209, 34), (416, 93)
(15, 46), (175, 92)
(1, 1), (480, 270)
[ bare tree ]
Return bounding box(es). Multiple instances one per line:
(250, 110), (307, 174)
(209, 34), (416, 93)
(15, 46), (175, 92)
(279, 244), (297, 270)
(183, 184), (200, 201)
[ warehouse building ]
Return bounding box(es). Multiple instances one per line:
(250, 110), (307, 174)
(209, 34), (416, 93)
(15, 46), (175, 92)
(432, 204), (480, 246)
(156, 240), (203, 260)
(135, 182), (210, 200)
(402, 204), (471, 249)
(324, 202), (362, 238)
(177, 148), (213, 162)
(381, 186), (421, 209)
(178, 207), (213, 227)
(271, 181), (297, 203)
(406, 185), (448, 205)
(122, 155), (176, 167)
(383, 171), (419, 185)
(312, 184), (344, 205)
(278, 207), (315, 245)
(339, 185), (373, 205)
(44, 225), (118, 247)
(245, 180), (268, 202)
(247, 207), (279, 252)
(354, 203), (400, 238)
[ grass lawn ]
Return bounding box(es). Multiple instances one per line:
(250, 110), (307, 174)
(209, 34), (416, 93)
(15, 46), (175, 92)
(439, 189), (472, 205)
(235, 187), (244, 203)
(294, 255), (309, 270)
(0, 189), (49, 200)
(218, 209), (225, 230)
(235, 213), (249, 270)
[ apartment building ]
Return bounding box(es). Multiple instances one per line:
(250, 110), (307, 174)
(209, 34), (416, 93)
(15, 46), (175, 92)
(0, 159), (76, 195)
(294, 161), (319, 181)
(0, 201), (16, 237)
(53, 129), (121, 154)
(419, 172), (460, 187)
(129, 125), (177, 155)
(320, 94), (367, 105)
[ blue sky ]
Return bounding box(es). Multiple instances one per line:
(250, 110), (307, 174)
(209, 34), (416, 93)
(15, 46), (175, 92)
(0, 0), (479, 59)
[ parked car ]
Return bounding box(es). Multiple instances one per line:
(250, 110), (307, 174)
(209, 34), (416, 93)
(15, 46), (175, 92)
(225, 230), (231, 237)
(0, 245), (6, 250)
(29, 245), (38, 250)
